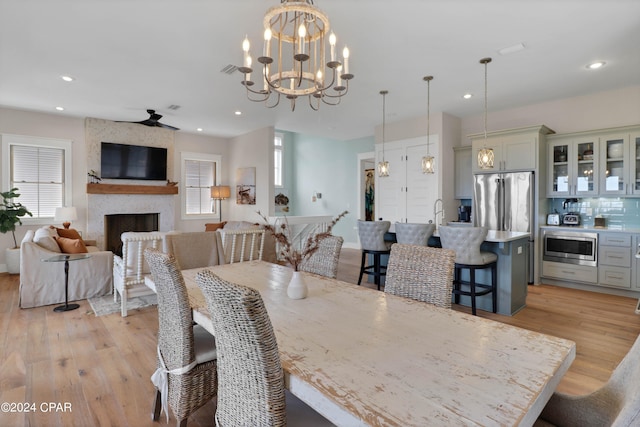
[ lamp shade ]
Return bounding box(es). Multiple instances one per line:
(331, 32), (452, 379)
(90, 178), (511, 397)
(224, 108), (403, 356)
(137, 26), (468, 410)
(54, 206), (78, 229)
(210, 185), (231, 200)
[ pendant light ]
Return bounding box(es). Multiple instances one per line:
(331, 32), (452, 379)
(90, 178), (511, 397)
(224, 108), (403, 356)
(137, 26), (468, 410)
(377, 90), (390, 177)
(477, 57), (494, 169)
(421, 75), (435, 174)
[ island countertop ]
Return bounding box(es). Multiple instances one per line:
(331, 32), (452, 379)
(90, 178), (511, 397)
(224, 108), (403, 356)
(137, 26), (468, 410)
(432, 228), (531, 243)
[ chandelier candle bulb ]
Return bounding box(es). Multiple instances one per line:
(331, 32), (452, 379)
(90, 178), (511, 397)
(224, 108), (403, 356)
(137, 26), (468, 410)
(330, 32), (336, 61)
(343, 46), (349, 74)
(263, 28), (272, 57)
(298, 24), (306, 55)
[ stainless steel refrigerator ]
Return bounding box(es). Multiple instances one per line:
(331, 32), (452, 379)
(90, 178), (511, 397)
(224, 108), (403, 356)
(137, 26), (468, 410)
(473, 171), (535, 284)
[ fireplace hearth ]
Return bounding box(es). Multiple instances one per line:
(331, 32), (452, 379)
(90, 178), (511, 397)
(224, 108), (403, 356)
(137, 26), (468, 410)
(105, 213), (159, 256)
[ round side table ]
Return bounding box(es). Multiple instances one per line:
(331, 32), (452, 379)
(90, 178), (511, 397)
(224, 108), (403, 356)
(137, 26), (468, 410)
(42, 253), (92, 312)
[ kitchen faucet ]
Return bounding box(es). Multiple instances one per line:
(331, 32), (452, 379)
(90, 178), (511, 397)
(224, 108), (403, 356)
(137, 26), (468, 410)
(434, 198), (445, 226)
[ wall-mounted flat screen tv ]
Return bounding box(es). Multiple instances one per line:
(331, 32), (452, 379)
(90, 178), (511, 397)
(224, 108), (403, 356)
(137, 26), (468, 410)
(100, 142), (167, 180)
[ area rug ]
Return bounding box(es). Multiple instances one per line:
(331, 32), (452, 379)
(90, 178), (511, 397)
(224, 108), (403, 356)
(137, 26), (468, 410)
(87, 294), (157, 317)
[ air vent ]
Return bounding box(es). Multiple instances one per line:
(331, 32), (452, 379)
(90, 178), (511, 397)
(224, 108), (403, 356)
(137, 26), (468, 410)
(167, 104), (181, 111)
(221, 64), (238, 75)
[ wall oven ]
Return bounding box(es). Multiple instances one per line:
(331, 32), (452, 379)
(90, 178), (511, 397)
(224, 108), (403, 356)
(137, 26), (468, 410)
(543, 230), (598, 266)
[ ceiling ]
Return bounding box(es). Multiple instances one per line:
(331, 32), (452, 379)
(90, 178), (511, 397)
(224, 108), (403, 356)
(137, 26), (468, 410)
(1, 0), (639, 141)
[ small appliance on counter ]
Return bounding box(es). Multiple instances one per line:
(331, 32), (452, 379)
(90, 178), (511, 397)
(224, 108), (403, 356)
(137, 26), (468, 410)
(457, 205), (471, 222)
(562, 212), (581, 226)
(547, 212), (561, 225)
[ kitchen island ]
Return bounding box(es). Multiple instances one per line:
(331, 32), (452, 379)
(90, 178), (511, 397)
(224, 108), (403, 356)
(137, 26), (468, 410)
(431, 229), (531, 316)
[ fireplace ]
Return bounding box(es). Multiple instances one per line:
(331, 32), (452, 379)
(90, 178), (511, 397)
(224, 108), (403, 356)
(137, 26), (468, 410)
(105, 213), (159, 256)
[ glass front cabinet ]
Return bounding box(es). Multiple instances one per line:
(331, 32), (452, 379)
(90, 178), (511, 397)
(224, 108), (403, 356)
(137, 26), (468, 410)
(548, 137), (599, 197)
(548, 126), (640, 198)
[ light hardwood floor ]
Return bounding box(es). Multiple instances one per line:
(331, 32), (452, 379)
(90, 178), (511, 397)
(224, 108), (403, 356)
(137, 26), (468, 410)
(1, 248), (639, 426)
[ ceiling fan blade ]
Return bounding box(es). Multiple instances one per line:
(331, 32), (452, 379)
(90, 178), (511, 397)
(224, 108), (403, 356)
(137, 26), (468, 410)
(157, 122), (180, 131)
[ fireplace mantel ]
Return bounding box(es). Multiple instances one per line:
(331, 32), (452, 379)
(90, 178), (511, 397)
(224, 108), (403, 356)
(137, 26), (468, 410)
(86, 183), (178, 195)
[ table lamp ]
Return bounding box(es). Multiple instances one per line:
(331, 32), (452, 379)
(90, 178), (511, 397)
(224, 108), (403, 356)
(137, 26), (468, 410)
(211, 185), (231, 220)
(55, 206), (78, 229)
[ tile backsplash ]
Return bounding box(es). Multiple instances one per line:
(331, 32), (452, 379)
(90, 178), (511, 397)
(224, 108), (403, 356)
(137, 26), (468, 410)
(547, 198), (640, 229)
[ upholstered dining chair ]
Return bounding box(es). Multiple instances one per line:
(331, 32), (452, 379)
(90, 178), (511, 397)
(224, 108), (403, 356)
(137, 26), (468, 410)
(438, 226), (498, 315)
(195, 269), (334, 426)
(394, 223), (436, 246)
(357, 220), (392, 290)
(384, 243), (456, 308)
(299, 235), (344, 279)
(144, 248), (218, 427)
(536, 333), (640, 427)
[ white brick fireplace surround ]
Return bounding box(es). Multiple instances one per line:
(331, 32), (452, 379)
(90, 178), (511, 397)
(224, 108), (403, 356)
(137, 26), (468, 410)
(84, 118), (176, 249)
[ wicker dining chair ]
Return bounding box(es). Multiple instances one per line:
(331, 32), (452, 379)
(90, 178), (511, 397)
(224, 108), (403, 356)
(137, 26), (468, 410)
(195, 269), (334, 426)
(144, 248), (218, 427)
(299, 235), (344, 279)
(384, 243), (456, 309)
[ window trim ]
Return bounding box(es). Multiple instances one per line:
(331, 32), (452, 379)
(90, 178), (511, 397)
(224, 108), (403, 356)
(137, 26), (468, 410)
(1, 133), (73, 225)
(274, 132), (284, 188)
(180, 151), (222, 221)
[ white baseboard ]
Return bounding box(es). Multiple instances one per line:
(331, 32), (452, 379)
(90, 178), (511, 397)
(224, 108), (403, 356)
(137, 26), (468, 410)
(342, 242), (360, 250)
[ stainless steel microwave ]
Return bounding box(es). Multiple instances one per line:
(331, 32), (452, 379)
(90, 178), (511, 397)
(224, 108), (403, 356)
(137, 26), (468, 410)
(543, 230), (598, 267)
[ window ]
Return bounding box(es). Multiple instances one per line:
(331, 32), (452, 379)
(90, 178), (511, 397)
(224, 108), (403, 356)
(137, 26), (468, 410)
(274, 133), (283, 187)
(1, 134), (72, 222)
(181, 152), (221, 219)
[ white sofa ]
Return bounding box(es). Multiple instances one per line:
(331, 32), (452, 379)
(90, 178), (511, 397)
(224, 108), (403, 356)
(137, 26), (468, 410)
(19, 228), (113, 308)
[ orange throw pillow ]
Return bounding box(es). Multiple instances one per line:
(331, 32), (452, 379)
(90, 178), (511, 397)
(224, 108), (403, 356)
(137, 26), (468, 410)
(55, 236), (88, 254)
(56, 227), (83, 240)
(205, 222), (227, 231)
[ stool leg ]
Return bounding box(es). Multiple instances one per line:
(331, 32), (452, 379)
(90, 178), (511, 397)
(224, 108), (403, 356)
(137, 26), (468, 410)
(491, 262), (497, 313)
(470, 267), (477, 316)
(374, 253), (381, 290)
(357, 252), (366, 286)
(453, 266), (461, 304)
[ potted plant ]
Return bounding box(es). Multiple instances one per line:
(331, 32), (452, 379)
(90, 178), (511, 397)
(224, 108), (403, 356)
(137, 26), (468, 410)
(1, 188), (33, 273)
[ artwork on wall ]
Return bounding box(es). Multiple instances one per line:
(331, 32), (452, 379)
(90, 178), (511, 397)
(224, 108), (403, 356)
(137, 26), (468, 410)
(274, 190), (290, 213)
(365, 168), (375, 221)
(236, 167), (256, 205)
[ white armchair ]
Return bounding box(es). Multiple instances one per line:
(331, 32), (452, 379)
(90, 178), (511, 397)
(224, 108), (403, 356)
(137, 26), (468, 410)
(113, 231), (165, 317)
(20, 239), (113, 309)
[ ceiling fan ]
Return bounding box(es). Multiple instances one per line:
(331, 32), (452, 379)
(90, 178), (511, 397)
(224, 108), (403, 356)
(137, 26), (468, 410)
(121, 109), (179, 130)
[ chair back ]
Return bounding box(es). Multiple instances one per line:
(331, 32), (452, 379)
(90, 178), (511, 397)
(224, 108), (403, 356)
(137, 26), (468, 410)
(438, 226), (490, 265)
(357, 220), (391, 251)
(164, 231), (220, 270)
(196, 269), (286, 426)
(385, 244), (456, 308)
(144, 248), (195, 370)
(394, 223), (436, 246)
(216, 228), (266, 264)
(299, 235), (344, 279)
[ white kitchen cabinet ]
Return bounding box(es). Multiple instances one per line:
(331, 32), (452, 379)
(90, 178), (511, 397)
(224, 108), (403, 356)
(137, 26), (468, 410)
(542, 260), (598, 284)
(599, 132), (630, 196)
(547, 136), (599, 197)
(375, 137), (438, 224)
(469, 126), (552, 173)
(454, 146), (472, 199)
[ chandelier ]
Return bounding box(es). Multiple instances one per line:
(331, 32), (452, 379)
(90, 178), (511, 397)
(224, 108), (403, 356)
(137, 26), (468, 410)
(378, 90), (390, 177)
(422, 75), (435, 174)
(239, 0), (354, 111)
(477, 57), (494, 169)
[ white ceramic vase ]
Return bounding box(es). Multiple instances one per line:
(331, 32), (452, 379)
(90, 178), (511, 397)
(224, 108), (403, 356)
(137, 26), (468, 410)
(287, 270), (308, 300)
(5, 247), (20, 274)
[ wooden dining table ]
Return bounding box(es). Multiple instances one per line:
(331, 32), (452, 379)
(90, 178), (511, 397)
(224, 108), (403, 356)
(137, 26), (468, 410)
(182, 261), (576, 427)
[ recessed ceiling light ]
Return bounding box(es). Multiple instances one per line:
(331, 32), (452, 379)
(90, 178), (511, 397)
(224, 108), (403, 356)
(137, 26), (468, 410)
(60, 75), (74, 82)
(196, 128), (203, 132)
(55, 106), (64, 111)
(463, 93), (473, 99)
(586, 61), (606, 70)
(235, 111), (242, 116)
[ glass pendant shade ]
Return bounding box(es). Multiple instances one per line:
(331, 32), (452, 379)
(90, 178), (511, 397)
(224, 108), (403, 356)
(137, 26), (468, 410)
(378, 160), (390, 177)
(477, 147), (494, 169)
(422, 156), (434, 174)
(477, 57), (495, 169)
(422, 75), (435, 174)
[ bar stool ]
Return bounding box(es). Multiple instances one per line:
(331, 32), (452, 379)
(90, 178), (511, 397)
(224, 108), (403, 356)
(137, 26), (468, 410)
(357, 220), (392, 290)
(394, 223), (436, 246)
(438, 226), (497, 315)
